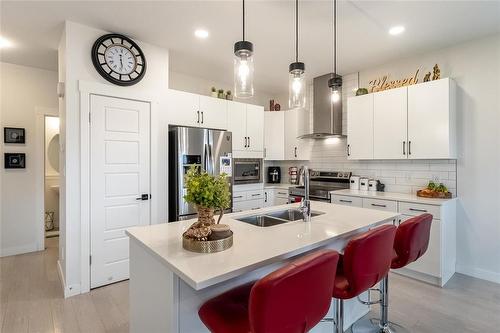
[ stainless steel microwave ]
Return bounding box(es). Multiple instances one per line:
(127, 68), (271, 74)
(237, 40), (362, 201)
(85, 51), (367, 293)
(233, 158), (262, 184)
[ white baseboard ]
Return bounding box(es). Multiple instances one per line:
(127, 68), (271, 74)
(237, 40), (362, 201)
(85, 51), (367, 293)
(0, 243), (40, 257)
(57, 259), (81, 298)
(456, 264), (500, 284)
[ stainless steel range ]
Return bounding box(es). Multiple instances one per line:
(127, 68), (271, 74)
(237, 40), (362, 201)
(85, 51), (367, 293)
(289, 170), (351, 203)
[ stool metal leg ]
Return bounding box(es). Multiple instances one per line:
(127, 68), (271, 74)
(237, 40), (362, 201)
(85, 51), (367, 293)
(351, 276), (410, 333)
(335, 299), (344, 333)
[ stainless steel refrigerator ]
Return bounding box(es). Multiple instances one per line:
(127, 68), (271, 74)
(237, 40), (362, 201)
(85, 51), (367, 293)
(168, 126), (233, 222)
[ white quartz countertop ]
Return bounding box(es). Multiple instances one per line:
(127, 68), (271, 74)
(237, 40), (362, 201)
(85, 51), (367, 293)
(126, 202), (399, 290)
(331, 189), (456, 206)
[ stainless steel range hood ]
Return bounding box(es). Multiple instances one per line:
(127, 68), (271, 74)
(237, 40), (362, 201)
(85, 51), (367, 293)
(300, 73), (344, 139)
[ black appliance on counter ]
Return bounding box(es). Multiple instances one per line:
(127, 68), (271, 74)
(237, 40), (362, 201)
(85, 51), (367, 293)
(267, 166), (281, 184)
(288, 170), (351, 203)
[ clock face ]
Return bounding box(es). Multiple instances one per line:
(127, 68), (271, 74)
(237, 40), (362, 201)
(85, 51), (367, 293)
(91, 34), (146, 86)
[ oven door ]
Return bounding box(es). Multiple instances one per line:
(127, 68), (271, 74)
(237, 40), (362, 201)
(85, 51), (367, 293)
(234, 159), (262, 184)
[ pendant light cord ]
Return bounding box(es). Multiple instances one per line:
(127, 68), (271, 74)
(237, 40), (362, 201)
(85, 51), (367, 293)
(333, 0), (337, 75)
(242, 0), (246, 41)
(295, 0), (299, 62)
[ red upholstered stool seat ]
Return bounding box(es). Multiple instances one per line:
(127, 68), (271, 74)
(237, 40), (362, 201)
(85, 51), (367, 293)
(330, 225), (397, 333)
(198, 249), (340, 333)
(352, 214), (433, 333)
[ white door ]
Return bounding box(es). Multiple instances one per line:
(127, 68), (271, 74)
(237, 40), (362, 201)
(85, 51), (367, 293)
(227, 101), (247, 154)
(199, 96), (228, 130)
(347, 94), (374, 159)
(264, 111), (285, 160)
(245, 104), (264, 154)
(373, 87), (408, 159)
(408, 78), (452, 159)
(167, 89), (200, 127)
(90, 95), (150, 288)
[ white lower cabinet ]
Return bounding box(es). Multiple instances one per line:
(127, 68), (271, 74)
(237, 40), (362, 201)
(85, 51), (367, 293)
(331, 195), (363, 207)
(264, 188), (289, 207)
(330, 192), (456, 286)
(233, 187), (265, 213)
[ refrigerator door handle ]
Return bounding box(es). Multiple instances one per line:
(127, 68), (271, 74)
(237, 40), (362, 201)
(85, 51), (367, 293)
(208, 144), (215, 175)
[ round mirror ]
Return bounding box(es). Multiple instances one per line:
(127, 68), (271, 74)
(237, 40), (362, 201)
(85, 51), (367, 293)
(48, 134), (59, 173)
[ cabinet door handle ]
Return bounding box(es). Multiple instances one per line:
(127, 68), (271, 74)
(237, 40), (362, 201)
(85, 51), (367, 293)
(339, 199), (352, 203)
(278, 192), (287, 195)
(244, 137), (247, 148)
(264, 192), (268, 202)
(197, 111), (200, 124)
(371, 203), (387, 208)
(408, 141), (412, 155)
(294, 147), (297, 158)
(403, 141), (406, 155)
(409, 208), (427, 213)
(234, 195), (243, 199)
(347, 144), (351, 156)
(248, 136), (251, 148)
(251, 193), (261, 197)
(201, 111), (204, 124)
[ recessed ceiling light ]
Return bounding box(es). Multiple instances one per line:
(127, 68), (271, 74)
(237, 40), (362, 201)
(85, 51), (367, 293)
(389, 26), (405, 36)
(194, 29), (209, 39)
(0, 36), (13, 48)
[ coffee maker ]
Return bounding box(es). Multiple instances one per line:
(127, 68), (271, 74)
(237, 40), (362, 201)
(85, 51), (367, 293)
(267, 166), (281, 184)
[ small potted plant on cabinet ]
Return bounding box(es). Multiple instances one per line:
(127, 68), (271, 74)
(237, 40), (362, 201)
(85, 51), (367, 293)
(182, 166), (233, 252)
(211, 87), (218, 98)
(217, 89), (225, 99)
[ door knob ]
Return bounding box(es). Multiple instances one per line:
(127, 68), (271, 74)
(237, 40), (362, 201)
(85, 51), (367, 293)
(136, 194), (149, 201)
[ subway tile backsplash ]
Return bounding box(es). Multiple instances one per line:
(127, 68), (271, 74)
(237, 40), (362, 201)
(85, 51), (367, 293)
(265, 137), (457, 196)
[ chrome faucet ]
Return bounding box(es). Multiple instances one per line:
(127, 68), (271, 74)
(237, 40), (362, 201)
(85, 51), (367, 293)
(299, 166), (311, 222)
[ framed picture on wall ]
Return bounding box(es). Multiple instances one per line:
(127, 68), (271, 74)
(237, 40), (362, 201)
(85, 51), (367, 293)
(4, 127), (25, 144)
(4, 153), (26, 169)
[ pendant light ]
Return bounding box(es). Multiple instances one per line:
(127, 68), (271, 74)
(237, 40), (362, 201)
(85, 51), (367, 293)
(288, 0), (306, 109)
(328, 0), (342, 103)
(234, 0), (254, 98)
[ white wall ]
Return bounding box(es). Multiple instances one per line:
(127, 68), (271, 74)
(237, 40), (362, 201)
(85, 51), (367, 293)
(170, 70), (279, 109)
(59, 21), (169, 295)
(0, 62), (58, 256)
(267, 34), (500, 283)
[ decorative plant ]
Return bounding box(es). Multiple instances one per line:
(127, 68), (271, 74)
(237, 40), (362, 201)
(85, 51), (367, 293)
(184, 166), (231, 224)
(218, 89), (224, 94)
(211, 86), (216, 92)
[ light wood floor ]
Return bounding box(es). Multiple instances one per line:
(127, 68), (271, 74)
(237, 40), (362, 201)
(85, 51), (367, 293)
(1, 237), (499, 332)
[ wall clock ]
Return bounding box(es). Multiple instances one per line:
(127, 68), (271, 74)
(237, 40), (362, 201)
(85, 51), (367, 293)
(91, 33), (147, 86)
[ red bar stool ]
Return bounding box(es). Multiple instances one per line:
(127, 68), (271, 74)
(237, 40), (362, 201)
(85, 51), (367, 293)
(328, 224), (397, 333)
(352, 213), (433, 333)
(198, 249), (340, 333)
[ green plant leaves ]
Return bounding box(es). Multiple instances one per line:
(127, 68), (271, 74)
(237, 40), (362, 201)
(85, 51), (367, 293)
(183, 166), (231, 210)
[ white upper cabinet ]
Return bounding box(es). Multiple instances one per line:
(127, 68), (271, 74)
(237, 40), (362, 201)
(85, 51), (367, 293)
(246, 104), (264, 153)
(347, 94), (374, 159)
(199, 95), (228, 130)
(347, 78), (456, 160)
(227, 101), (264, 158)
(284, 109), (311, 160)
(264, 111), (285, 160)
(167, 89), (201, 127)
(373, 87), (408, 159)
(407, 78), (456, 159)
(167, 89), (228, 130)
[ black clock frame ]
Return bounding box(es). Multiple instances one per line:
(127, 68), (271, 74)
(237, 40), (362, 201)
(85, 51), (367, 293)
(91, 33), (147, 86)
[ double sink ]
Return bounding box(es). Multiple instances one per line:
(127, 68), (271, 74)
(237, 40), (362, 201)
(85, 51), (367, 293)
(236, 209), (325, 227)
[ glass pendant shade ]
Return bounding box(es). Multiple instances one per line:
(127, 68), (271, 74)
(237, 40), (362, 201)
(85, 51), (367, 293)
(328, 75), (342, 104)
(289, 62), (306, 108)
(234, 41), (254, 98)
(331, 88), (341, 103)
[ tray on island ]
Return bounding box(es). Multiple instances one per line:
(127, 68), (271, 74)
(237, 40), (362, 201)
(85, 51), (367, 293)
(182, 231), (233, 253)
(416, 190), (452, 199)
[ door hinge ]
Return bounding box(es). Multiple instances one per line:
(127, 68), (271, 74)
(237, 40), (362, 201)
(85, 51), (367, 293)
(89, 255), (92, 265)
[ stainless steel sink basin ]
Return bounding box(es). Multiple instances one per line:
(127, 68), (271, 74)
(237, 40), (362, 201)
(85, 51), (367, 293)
(236, 209), (325, 227)
(267, 209), (324, 221)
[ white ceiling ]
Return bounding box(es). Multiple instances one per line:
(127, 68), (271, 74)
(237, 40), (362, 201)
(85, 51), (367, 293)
(1, 1), (499, 95)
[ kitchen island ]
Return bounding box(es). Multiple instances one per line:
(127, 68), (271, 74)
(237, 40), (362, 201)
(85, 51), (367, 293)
(126, 202), (400, 333)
